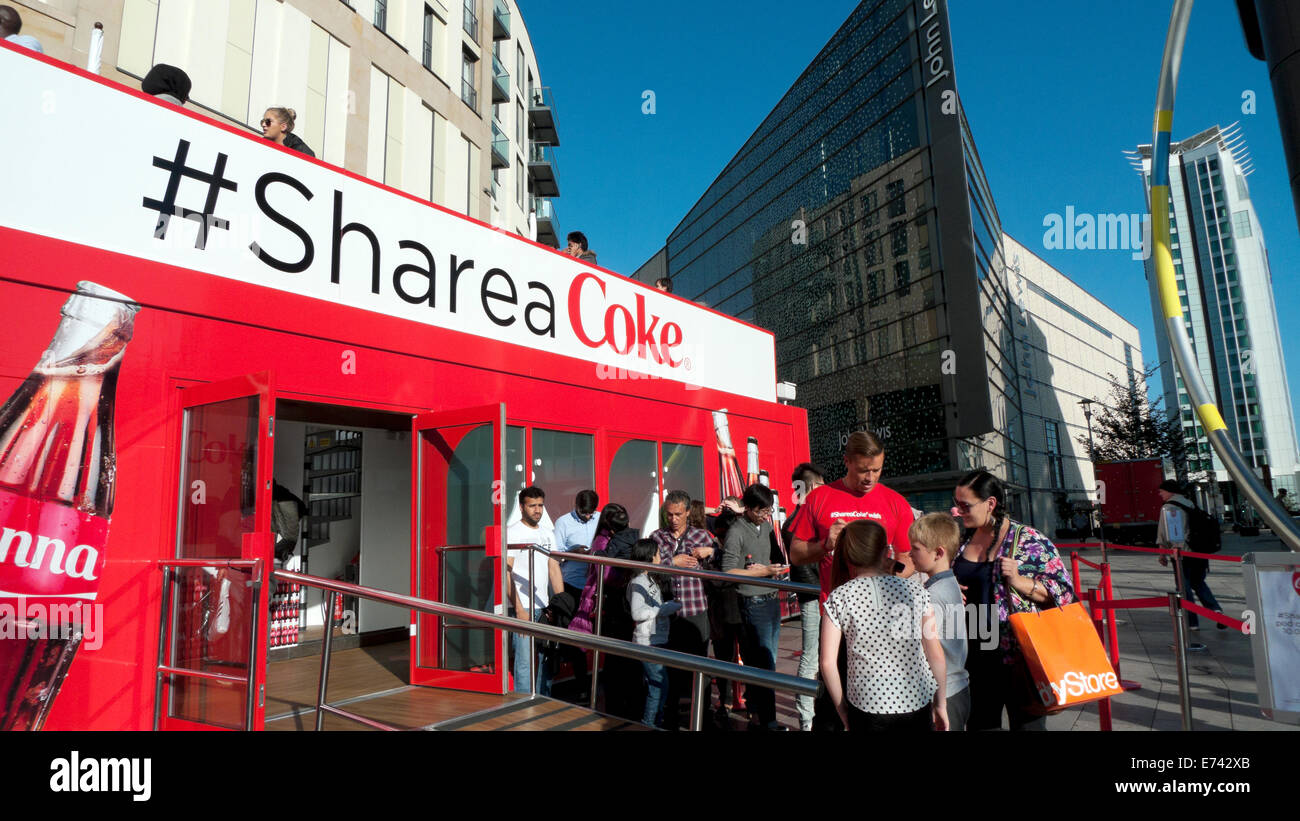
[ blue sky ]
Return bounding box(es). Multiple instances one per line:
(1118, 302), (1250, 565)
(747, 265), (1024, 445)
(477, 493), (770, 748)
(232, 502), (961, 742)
(520, 0), (1300, 417)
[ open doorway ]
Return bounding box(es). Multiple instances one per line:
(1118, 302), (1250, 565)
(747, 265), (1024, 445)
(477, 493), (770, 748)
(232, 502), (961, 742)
(263, 400), (413, 719)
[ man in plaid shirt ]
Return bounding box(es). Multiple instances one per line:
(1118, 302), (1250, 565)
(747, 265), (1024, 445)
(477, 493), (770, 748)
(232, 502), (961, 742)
(651, 489), (718, 729)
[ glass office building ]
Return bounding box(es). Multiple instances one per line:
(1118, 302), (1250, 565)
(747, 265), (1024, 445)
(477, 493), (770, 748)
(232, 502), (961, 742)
(1134, 125), (1300, 517)
(638, 0), (1029, 514)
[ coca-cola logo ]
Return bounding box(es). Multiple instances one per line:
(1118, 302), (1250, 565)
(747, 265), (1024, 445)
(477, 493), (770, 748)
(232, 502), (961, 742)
(567, 273), (685, 367)
(1, 527), (99, 580)
(0, 489), (108, 607)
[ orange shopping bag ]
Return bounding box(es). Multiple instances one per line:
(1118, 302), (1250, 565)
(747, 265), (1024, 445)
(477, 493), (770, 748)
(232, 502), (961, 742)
(1009, 602), (1123, 715)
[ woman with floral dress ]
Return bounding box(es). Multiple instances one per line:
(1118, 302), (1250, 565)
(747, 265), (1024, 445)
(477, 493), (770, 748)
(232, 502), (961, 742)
(951, 469), (1075, 730)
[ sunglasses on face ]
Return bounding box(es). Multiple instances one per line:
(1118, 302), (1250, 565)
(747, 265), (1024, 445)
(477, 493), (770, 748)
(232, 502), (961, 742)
(952, 498), (988, 514)
(261, 118), (275, 128)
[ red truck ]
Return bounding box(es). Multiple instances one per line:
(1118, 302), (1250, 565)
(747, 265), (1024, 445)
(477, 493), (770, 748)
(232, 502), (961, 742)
(1095, 458), (1169, 545)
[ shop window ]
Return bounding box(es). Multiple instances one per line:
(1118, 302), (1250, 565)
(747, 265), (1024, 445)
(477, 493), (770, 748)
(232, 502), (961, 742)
(661, 443), (705, 504)
(609, 440), (659, 536)
(505, 425), (526, 519)
(532, 429), (595, 524)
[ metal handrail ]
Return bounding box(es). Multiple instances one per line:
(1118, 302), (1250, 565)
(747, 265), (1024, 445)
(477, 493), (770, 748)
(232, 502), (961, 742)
(153, 558), (264, 731)
(520, 542), (817, 711)
(272, 568), (817, 731)
(537, 545), (819, 596)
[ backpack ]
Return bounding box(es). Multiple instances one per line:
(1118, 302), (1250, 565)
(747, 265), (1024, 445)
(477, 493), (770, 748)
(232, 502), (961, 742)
(538, 591), (577, 652)
(1169, 502), (1222, 554)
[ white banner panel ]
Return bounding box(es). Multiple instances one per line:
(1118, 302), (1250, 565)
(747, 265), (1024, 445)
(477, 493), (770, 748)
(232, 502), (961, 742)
(0, 47), (777, 402)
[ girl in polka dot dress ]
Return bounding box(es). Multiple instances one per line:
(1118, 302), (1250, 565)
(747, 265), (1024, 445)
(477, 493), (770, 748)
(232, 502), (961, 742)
(819, 520), (948, 731)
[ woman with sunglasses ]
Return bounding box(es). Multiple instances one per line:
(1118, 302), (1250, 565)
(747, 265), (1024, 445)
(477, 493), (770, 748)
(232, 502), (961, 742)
(952, 469), (1074, 730)
(260, 107), (315, 157)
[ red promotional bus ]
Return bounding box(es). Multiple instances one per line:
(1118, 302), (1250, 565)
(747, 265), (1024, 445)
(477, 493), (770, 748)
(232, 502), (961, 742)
(1095, 458), (1168, 545)
(0, 42), (808, 731)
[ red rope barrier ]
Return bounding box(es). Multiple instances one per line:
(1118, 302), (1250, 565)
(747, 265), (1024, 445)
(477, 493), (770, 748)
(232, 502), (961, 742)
(1075, 555), (1103, 570)
(1087, 596), (1169, 611)
(1056, 542), (1241, 562)
(1181, 600), (1247, 631)
(1180, 550), (1242, 563)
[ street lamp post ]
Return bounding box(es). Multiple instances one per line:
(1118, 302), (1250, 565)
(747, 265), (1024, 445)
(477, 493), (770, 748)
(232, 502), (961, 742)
(1079, 398), (1108, 564)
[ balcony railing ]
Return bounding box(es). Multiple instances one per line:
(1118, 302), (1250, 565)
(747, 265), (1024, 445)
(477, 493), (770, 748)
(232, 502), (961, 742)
(461, 77), (478, 111)
(490, 122), (510, 169)
(527, 85), (559, 146)
(532, 197), (558, 247)
(491, 54), (510, 104)
(528, 143), (559, 198)
(463, 0), (479, 41)
(492, 0), (510, 40)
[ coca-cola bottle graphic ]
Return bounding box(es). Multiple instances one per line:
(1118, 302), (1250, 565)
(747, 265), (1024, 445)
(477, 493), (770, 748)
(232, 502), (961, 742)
(0, 282), (139, 730)
(711, 410), (745, 500)
(745, 436), (760, 487)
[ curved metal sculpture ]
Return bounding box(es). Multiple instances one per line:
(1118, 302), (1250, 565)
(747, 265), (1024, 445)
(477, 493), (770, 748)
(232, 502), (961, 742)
(1150, 0), (1300, 550)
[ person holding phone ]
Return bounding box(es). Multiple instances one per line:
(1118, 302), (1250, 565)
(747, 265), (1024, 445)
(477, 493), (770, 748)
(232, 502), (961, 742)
(721, 483), (789, 730)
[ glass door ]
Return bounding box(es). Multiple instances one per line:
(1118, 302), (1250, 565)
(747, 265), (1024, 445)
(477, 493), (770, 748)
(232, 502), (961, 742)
(410, 403), (508, 693)
(159, 372), (275, 730)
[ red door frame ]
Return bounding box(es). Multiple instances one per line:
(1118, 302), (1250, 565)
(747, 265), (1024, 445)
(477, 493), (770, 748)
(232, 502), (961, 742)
(159, 371), (275, 731)
(409, 403), (508, 693)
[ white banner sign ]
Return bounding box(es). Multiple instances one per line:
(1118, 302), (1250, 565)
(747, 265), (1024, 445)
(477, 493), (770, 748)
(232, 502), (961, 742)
(0, 47), (777, 402)
(1258, 569), (1300, 713)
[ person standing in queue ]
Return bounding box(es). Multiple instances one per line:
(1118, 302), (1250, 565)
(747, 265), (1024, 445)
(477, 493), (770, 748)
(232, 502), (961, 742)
(705, 496), (745, 725)
(551, 489), (599, 698)
(820, 520), (946, 731)
(505, 486), (556, 695)
(951, 469), (1074, 730)
(784, 462), (824, 731)
(720, 483), (788, 731)
(651, 490), (718, 730)
(790, 431), (915, 730)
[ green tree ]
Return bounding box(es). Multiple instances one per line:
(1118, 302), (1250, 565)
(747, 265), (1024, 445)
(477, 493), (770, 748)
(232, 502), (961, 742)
(1078, 365), (1187, 466)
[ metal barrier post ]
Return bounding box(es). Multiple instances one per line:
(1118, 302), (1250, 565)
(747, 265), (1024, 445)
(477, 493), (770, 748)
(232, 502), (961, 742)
(589, 569), (605, 710)
(1171, 547), (1205, 652)
(245, 567), (262, 731)
(1071, 551), (1082, 596)
(1172, 546), (1185, 596)
(1087, 589), (1113, 731)
(689, 670), (707, 732)
(152, 566), (172, 731)
(1169, 592), (1193, 730)
(315, 590), (337, 731)
(528, 547), (536, 695)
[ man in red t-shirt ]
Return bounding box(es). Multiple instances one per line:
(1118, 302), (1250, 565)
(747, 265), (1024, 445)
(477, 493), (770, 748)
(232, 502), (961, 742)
(790, 431), (914, 603)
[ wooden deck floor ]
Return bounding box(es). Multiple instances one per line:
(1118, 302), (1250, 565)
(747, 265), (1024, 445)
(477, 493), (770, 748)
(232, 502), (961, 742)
(264, 641), (642, 731)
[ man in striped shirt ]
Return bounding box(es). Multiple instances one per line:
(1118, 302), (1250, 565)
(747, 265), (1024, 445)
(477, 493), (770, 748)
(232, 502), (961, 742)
(652, 489), (718, 729)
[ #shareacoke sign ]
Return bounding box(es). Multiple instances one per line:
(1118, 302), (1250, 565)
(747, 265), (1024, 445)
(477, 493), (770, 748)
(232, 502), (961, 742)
(0, 46), (777, 403)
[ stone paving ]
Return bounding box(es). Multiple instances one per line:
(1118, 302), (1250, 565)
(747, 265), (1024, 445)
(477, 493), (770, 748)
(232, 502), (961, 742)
(765, 531), (1297, 731)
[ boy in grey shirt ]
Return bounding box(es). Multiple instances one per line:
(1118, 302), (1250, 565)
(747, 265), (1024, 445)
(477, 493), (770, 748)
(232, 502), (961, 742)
(908, 513), (971, 730)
